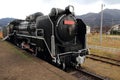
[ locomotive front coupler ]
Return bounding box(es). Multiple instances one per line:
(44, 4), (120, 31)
(56, 49), (89, 69)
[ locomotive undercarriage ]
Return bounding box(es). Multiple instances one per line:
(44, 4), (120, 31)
(10, 34), (53, 61)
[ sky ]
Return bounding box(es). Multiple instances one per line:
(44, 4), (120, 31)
(0, 0), (120, 19)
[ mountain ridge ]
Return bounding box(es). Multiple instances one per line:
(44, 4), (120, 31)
(77, 9), (120, 28)
(0, 18), (15, 27)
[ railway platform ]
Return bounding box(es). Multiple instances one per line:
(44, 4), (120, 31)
(0, 41), (77, 80)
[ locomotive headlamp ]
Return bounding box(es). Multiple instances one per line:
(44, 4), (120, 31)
(65, 5), (74, 14)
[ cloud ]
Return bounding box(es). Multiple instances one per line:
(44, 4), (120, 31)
(71, 0), (120, 5)
(72, 0), (100, 4)
(104, 0), (120, 4)
(0, 0), (120, 19)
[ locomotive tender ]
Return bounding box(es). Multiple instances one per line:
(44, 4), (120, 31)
(4, 5), (89, 69)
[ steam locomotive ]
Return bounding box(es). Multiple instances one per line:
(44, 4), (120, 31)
(3, 5), (89, 69)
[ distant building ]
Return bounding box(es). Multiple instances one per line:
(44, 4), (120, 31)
(86, 26), (91, 34)
(107, 24), (120, 35)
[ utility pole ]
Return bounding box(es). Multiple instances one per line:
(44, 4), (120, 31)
(100, 4), (104, 45)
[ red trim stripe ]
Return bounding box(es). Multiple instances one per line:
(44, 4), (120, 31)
(64, 20), (75, 25)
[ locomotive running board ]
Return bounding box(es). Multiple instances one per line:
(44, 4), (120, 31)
(58, 49), (89, 56)
(2, 33), (14, 41)
(2, 35), (9, 41)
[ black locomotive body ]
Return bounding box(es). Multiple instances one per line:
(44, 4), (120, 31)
(4, 5), (89, 69)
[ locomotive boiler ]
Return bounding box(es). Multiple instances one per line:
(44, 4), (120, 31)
(4, 5), (89, 69)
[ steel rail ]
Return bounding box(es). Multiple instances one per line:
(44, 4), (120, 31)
(87, 54), (120, 66)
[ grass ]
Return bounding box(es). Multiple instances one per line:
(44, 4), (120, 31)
(87, 33), (120, 49)
(87, 33), (120, 60)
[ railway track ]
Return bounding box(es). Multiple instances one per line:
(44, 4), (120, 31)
(69, 68), (109, 80)
(87, 54), (120, 66)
